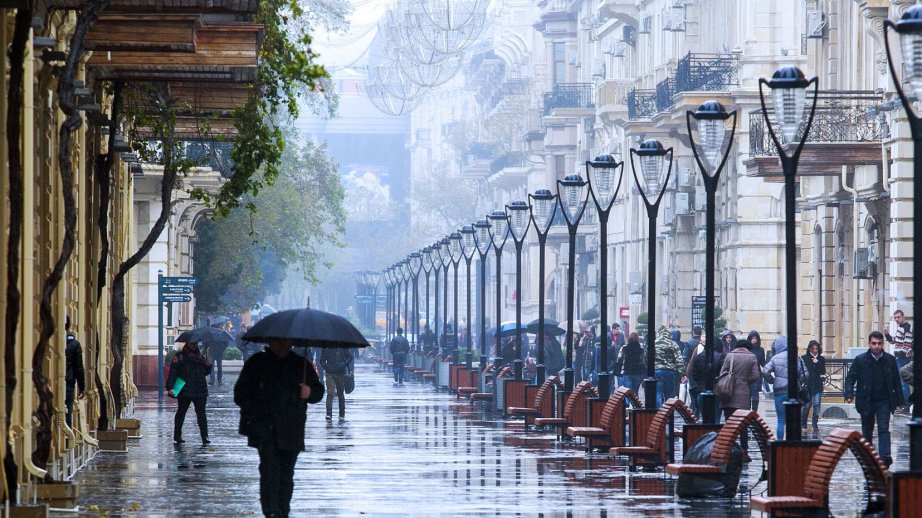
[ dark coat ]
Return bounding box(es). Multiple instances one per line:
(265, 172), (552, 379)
(718, 347), (761, 409)
(618, 340), (646, 375)
(166, 347), (212, 399)
(801, 353), (826, 393)
(389, 335), (410, 362)
(320, 348), (354, 375)
(690, 347), (725, 387)
(234, 349), (325, 451)
(544, 337), (565, 375)
(844, 350), (905, 415)
(65, 332), (86, 392)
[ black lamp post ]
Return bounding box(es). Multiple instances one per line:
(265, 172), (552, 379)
(364, 270), (382, 335)
(354, 271), (368, 329)
(687, 100), (738, 424)
(408, 252), (422, 350)
(758, 67), (818, 441)
(474, 219), (492, 367)
(460, 225), (477, 368)
(885, 9), (922, 470)
(421, 247), (434, 353)
(557, 174), (589, 392)
(390, 265), (401, 336)
(630, 139), (674, 409)
(586, 154), (624, 400)
(400, 260), (410, 334)
(383, 268), (393, 341)
(529, 189), (559, 385)
(507, 200), (531, 381)
(439, 237), (452, 356)
(488, 210), (510, 369)
(449, 232), (463, 361)
(431, 243), (442, 353)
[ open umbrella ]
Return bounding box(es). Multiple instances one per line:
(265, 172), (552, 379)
(242, 308), (370, 349)
(175, 326), (235, 347)
(493, 321), (528, 338)
(526, 318), (566, 337)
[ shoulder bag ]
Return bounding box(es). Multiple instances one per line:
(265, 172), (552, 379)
(714, 353), (736, 402)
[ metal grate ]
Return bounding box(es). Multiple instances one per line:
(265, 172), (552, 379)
(627, 88), (657, 119)
(543, 83), (595, 115)
(674, 52), (740, 94)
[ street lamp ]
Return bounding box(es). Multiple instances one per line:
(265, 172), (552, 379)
(439, 237), (452, 356)
(383, 267), (393, 341)
(687, 100), (737, 424)
(365, 270), (382, 335)
(529, 189), (559, 384)
(630, 139), (674, 409)
(557, 174), (589, 392)
(400, 259), (410, 335)
(474, 219), (492, 367)
(885, 10), (922, 472)
(758, 67), (818, 440)
(460, 225), (477, 368)
(421, 247), (434, 352)
(430, 243), (443, 353)
(449, 232), (463, 361)
(586, 154), (624, 399)
(408, 252), (423, 350)
(488, 210), (510, 369)
(507, 201), (531, 380)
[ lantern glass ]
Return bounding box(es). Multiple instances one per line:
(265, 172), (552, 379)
(901, 31), (922, 100)
(589, 166), (615, 208)
(461, 227), (476, 258)
(562, 179), (586, 221)
(698, 118), (727, 171)
(409, 254), (421, 273)
(449, 233), (462, 261)
(531, 194), (557, 233)
(430, 245), (442, 266)
(771, 85), (806, 143)
(508, 203), (530, 241)
(489, 213), (508, 247)
(474, 221), (491, 255)
(440, 240), (451, 266)
(640, 154), (664, 195)
(422, 249), (432, 271)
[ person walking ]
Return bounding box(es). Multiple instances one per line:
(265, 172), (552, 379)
(167, 341), (212, 445)
(689, 338), (726, 420)
(64, 317), (86, 427)
(885, 309), (912, 411)
(575, 327), (592, 383)
(234, 338), (324, 518)
(762, 336), (806, 440)
(616, 332), (645, 394)
(718, 339), (762, 461)
(544, 335), (565, 377)
(844, 331), (905, 467)
(683, 326), (703, 414)
(320, 347), (354, 421)
(747, 330), (766, 413)
(207, 332), (230, 386)
(654, 327), (684, 407)
(801, 339), (826, 436)
(389, 327), (410, 385)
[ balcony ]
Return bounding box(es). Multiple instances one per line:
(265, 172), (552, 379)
(674, 52), (740, 94)
(627, 88), (656, 120)
(745, 90), (885, 179)
(655, 78), (675, 112)
(543, 83), (595, 115)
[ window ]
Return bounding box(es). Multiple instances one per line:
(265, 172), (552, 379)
(553, 42), (567, 84)
(555, 155), (567, 177)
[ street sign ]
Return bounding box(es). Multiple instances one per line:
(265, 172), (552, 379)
(161, 276), (198, 286)
(691, 295), (706, 332)
(161, 294), (192, 303)
(160, 286), (192, 295)
(355, 295), (374, 302)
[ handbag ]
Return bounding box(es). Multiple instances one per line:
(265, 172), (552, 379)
(344, 371), (355, 394)
(714, 354), (735, 402)
(797, 357), (809, 402)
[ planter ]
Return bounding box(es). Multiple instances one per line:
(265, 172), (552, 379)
(115, 418), (141, 438)
(96, 429), (128, 452)
(9, 504), (47, 517)
(36, 481), (77, 510)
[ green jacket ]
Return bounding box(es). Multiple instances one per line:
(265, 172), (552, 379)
(654, 329), (685, 372)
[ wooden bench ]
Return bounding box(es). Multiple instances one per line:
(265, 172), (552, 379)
(750, 427), (889, 516)
(610, 398), (697, 470)
(533, 381), (598, 431)
(470, 367), (512, 403)
(506, 376), (563, 429)
(666, 409), (774, 483)
(565, 387), (641, 450)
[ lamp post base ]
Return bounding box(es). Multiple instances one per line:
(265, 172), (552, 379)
(536, 364), (546, 385)
(597, 372), (610, 400)
(783, 398), (803, 441)
(909, 417), (922, 471)
(466, 350), (473, 369)
(643, 377), (658, 409)
(513, 359), (523, 381)
(563, 368), (574, 392)
(699, 390), (718, 424)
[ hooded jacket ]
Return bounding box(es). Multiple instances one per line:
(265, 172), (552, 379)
(762, 336), (806, 393)
(654, 328), (685, 372)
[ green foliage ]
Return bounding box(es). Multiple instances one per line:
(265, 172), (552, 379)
(223, 347), (242, 361)
(636, 312), (648, 342)
(193, 131), (345, 315)
(581, 308), (600, 323)
(712, 305), (728, 343)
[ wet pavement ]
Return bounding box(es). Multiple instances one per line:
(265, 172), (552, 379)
(68, 360), (910, 517)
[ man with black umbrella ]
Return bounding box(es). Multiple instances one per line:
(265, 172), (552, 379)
(234, 338), (325, 517)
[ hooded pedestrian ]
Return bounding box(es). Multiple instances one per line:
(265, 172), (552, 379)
(654, 327), (685, 407)
(64, 317), (86, 427)
(801, 339), (826, 435)
(234, 338), (325, 517)
(389, 327), (410, 385)
(762, 336), (807, 440)
(747, 330), (766, 412)
(718, 339), (761, 460)
(689, 338), (726, 421)
(167, 341), (212, 445)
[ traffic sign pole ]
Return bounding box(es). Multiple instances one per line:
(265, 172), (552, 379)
(157, 272), (164, 401)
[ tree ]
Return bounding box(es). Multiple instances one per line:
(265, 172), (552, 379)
(193, 135), (345, 315)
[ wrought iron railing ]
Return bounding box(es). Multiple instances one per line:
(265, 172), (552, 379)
(464, 141), (497, 165)
(749, 91), (885, 157)
(674, 52), (740, 93)
(627, 88), (657, 119)
(823, 358), (853, 398)
(655, 78), (675, 112)
(543, 83), (595, 115)
(490, 152), (527, 173)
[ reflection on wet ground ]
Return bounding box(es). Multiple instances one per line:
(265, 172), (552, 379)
(71, 361), (908, 516)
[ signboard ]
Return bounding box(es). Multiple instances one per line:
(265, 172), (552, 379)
(691, 295), (706, 332)
(161, 276), (198, 286)
(160, 286), (192, 295)
(162, 294), (192, 303)
(618, 306), (630, 321)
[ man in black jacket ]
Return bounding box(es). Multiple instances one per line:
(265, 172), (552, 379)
(389, 327), (410, 385)
(64, 317), (85, 427)
(844, 331), (905, 467)
(234, 338), (325, 518)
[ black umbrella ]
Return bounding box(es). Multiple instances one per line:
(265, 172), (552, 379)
(526, 318), (566, 337)
(175, 326), (235, 347)
(242, 308), (370, 349)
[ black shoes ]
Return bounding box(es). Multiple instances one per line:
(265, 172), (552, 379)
(202, 437), (211, 445)
(174, 438), (185, 444)
(885, 457), (894, 468)
(325, 415), (332, 420)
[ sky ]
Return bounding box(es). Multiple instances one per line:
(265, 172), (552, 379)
(312, 0), (391, 72)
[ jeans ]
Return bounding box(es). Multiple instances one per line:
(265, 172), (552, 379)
(325, 373), (346, 418)
(65, 383), (76, 427)
(860, 400), (893, 461)
(174, 395), (208, 442)
(258, 442), (300, 517)
(209, 358), (223, 384)
(655, 369), (679, 408)
(801, 390), (822, 427)
(620, 374), (642, 395)
(896, 356), (912, 409)
(393, 361), (406, 384)
(773, 393), (787, 440)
